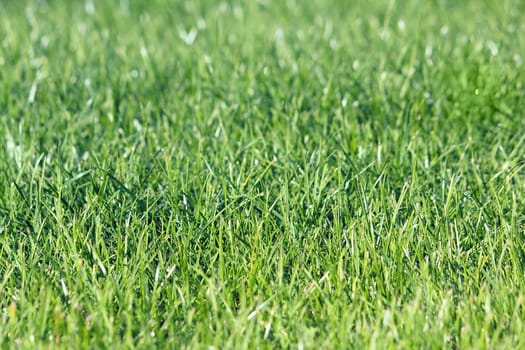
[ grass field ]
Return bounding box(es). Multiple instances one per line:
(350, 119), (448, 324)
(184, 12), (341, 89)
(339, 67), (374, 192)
(1, 0), (525, 348)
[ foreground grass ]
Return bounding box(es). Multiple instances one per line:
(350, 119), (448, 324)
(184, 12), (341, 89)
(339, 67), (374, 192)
(1, 0), (524, 348)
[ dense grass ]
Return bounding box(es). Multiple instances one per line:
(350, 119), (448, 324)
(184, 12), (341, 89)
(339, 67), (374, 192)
(1, 0), (524, 348)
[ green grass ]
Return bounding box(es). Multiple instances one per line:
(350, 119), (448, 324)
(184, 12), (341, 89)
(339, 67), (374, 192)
(1, 0), (525, 348)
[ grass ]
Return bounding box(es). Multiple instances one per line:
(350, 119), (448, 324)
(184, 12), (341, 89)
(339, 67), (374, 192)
(1, 0), (524, 348)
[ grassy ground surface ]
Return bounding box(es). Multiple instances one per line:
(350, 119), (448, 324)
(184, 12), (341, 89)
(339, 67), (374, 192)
(1, 0), (525, 348)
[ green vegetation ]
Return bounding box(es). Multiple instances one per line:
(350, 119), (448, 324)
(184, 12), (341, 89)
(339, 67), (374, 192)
(1, 0), (524, 348)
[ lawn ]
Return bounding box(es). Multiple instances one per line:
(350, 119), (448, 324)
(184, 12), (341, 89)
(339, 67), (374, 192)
(1, 0), (524, 348)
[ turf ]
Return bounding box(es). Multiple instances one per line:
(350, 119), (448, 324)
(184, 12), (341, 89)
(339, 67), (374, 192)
(1, 0), (525, 348)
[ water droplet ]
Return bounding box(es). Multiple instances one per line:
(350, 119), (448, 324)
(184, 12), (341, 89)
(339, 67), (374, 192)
(85, 0), (95, 14)
(197, 18), (206, 29)
(487, 41), (498, 56)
